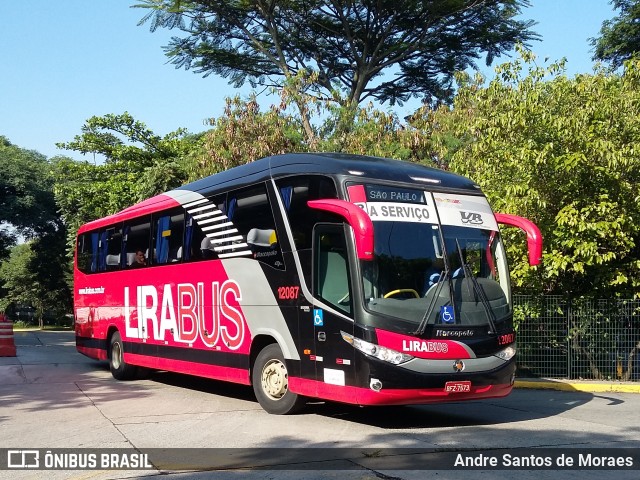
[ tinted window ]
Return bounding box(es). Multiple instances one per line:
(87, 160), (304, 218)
(228, 184), (284, 269)
(104, 226), (123, 270)
(183, 212), (214, 262)
(276, 175), (338, 250)
(76, 234), (93, 274)
(123, 218), (151, 268)
(314, 224), (353, 315)
(152, 210), (185, 265)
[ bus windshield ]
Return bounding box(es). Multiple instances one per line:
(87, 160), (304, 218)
(357, 188), (511, 330)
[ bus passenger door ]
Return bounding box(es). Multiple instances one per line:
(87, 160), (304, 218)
(311, 224), (356, 391)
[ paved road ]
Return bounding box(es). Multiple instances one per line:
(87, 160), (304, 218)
(0, 330), (638, 480)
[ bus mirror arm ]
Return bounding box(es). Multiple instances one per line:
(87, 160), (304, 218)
(307, 199), (374, 260)
(495, 213), (543, 266)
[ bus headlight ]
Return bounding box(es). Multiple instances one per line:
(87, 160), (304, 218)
(341, 331), (413, 365)
(495, 344), (516, 361)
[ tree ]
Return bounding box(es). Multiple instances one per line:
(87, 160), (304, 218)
(0, 244), (35, 314)
(0, 138), (72, 320)
(422, 49), (640, 298)
(320, 101), (435, 161)
(0, 137), (60, 247)
(0, 238), (71, 327)
(186, 84), (437, 178)
(591, 0), (640, 69)
(0, 226), (16, 261)
(136, 0), (537, 142)
(54, 113), (201, 247)
(187, 94), (307, 178)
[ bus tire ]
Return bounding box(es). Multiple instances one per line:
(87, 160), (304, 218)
(109, 331), (137, 380)
(252, 343), (305, 415)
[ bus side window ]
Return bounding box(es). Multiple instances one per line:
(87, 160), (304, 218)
(181, 213), (215, 262)
(152, 210), (185, 265)
(276, 176), (338, 288)
(123, 218), (151, 268)
(105, 226), (123, 271)
(313, 224), (352, 315)
(276, 175), (338, 251)
(231, 184), (285, 269)
(76, 233), (94, 274)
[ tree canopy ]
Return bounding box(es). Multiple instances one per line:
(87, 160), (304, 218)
(0, 137), (60, 238)
(186, 88), (435, 178)
(136, 0), (537, 108)
(422, 49), (640, 298)
(54, 112), (200, 245)
(591, 0), (640, 68)
(0, 138), (72, 318)
(0, 235), (72, 326)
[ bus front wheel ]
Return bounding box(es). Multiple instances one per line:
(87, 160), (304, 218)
(252, 344), (305, 415)
(109, 331), (137, 380)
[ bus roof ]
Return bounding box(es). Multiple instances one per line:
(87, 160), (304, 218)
(78, 153), (481, 232)
(178, 153), (480, 196)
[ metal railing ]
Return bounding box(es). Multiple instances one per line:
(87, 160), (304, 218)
(514, 295), (640, 381)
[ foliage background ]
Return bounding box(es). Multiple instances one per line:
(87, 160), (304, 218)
(3, 0), (640, 326)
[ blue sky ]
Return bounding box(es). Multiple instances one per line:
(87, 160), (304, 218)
(0, 1), (617, 160)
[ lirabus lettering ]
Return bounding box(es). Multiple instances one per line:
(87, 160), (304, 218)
(124, 280), (245, 349)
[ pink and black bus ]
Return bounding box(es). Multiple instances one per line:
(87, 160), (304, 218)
(74, 153), (542, 414)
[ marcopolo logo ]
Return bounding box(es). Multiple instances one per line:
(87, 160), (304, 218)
(460, 211), (483, 225)
(435, 329), (475, 338)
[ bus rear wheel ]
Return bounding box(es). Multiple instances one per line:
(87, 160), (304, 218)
(252, 344), (305, 415)
(109, 331), (137, 380)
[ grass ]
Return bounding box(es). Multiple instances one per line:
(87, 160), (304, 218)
(10, 320), (73, 331)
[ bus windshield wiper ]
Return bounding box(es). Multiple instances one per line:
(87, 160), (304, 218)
(455, 239), (497, 335)
(414, 268), (448, 336)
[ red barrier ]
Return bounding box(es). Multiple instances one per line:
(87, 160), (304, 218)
(0, 313), (17, 357)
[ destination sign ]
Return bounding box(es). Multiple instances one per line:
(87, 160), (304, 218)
(355, 202), (436, 224)
(365, 185), (426, 204)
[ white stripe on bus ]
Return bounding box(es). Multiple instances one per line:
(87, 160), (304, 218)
(192, 211), (218, 220)
(218, 251), (253, 259)
(198, 215), (228, 225)
(206, 229), (239, 239)
(187, 204), (220, 214)
(206, 228), (239, 237)
(182, 198), (209, 208)
(211, 235), (243, 245)
(214, 243), (249, 252)
(203, 221), (234, 231)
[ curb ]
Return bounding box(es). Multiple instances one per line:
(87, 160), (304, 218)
(515, 379), (640, 394)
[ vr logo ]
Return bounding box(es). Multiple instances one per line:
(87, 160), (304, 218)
(460, 211), (483, 225)
(7, 450), (40, 468)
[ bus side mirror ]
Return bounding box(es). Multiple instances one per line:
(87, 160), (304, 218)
(307, 199), (374, 260)
(495, 213), (543, 266)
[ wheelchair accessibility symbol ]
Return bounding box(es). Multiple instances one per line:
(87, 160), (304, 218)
(313, 309), (324, 327)
(441, 305), (455, 324)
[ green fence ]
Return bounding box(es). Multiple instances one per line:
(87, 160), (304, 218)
(514, 295), (640, 381)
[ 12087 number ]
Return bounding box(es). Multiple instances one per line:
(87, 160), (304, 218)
(278, 286), (300, 300)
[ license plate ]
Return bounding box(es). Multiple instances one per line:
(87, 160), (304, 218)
(444, 381), (471, 393)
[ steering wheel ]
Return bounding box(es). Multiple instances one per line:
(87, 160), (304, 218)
(383, 289), (420, 299)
